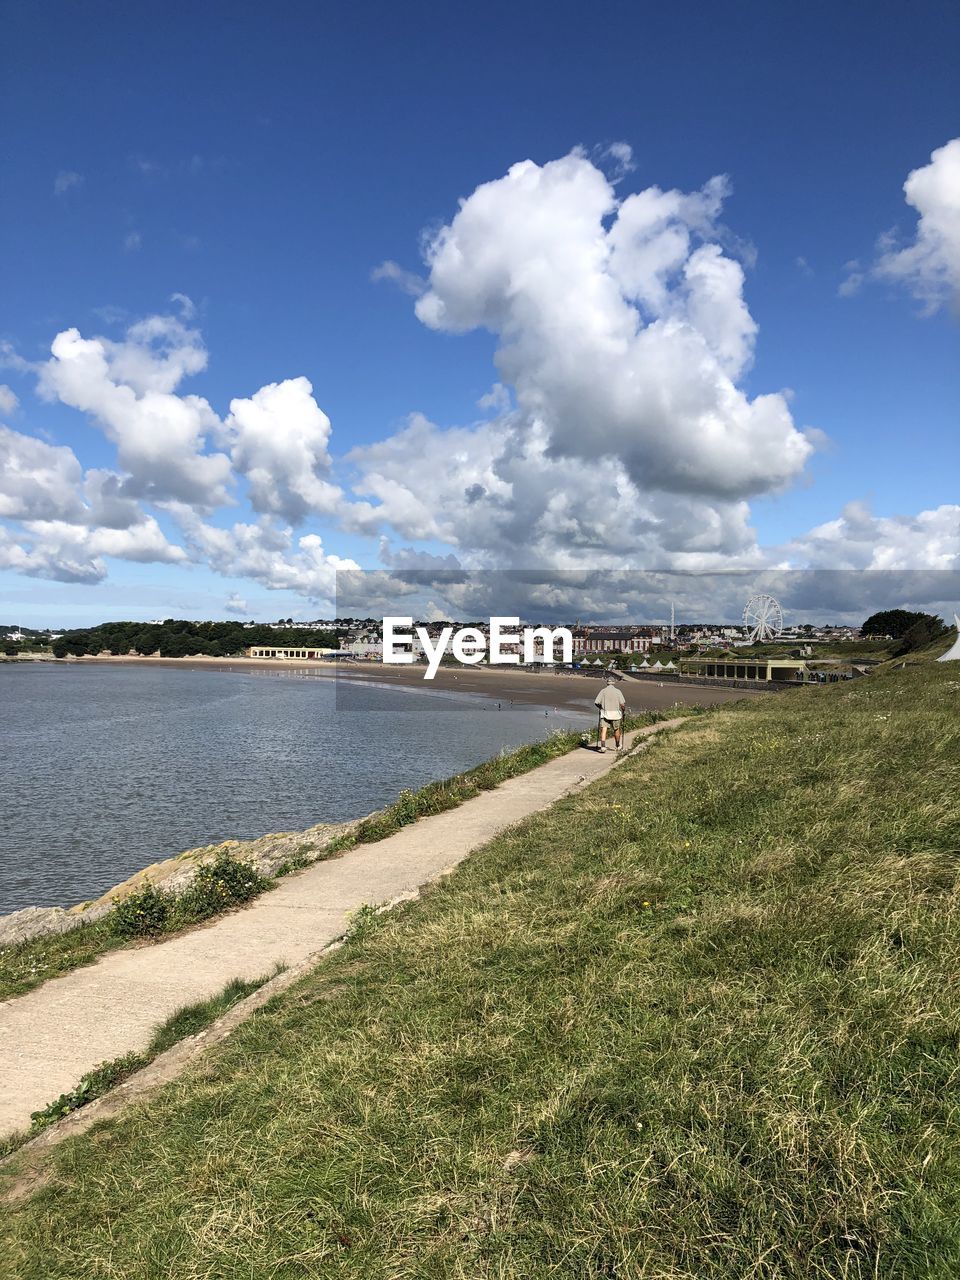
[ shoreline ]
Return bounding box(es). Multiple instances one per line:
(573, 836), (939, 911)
(0, 712), (678, 953)
(48, 653), (768, 716)
(0, 659), (764, 921)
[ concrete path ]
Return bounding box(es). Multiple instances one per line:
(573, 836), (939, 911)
(0, 719), (683, 1137)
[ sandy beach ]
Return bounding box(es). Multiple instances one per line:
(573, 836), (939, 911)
(69, 654), (769, 716)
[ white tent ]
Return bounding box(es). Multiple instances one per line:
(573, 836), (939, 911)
(638, 658), (650, 668)
(938, 615), (960, 662)
(664, 660), (677, 669)
(650, 660), (663, 671)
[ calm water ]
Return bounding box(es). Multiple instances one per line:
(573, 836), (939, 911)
(0, 664), (584, 914)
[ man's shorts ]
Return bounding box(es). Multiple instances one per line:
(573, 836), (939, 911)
(600, 716), (622, 728)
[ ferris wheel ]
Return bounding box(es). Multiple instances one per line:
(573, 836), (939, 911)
(743, 593), (784, 642)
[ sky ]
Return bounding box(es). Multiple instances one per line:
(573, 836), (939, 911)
(1, 0), (958, 627)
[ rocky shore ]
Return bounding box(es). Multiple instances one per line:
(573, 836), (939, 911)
(0, 815), (367, 949)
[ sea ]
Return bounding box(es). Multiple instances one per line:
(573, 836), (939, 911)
(0, 662), (586, 915)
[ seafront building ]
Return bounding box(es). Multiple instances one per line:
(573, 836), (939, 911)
(246, 645), (343, 660)
(573, 626), (659, 655)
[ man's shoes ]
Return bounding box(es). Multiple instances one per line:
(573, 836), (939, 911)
(597, 744), (607, 752)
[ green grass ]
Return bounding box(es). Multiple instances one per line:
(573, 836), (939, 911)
(0, 715), (662, 1003)
(2, 663), (958, 1273)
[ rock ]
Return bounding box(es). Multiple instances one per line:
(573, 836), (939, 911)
(0, 815), (378, 948)
(0, 906), (94, 947)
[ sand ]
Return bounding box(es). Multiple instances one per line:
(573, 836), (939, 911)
(70, 653), (768, 715)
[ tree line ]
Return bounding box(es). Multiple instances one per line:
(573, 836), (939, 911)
(50, 620), (340, 659)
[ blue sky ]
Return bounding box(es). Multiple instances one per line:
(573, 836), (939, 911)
(1, 0), (958, 626)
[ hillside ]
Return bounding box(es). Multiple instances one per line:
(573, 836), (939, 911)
(3, 660), (960, 1277)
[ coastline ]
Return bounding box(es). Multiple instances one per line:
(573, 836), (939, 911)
(60, 653), (767, 716)
(0, 658), (764, 925)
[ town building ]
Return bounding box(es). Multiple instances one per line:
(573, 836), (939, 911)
(573, 626), (659, 655)
(246, 646), (342, 660)
(680, 656), (811, 683)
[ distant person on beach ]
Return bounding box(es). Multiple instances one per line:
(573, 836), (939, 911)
(594, 675), (625, 753)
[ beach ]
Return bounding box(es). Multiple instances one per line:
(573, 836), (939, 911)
(71, 654), (768, 715)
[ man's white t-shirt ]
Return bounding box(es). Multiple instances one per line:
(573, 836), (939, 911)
(594, 686), (626, 720)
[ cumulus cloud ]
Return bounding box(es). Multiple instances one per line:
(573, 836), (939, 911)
(25, 517), (187, 565)
(0, 385), (19, 414)
(0, 513), (186, 585)
(224, 592), (248, 614)
(0, 422), (169, 534)
(2, 308), (357, 598)
(222, 377), (342, 522)
(346, 411), (762, 571)
(377, 539), (462, 571)
(0, 426), (86, 522)
(123, 231), (142, 253)
(786, 500), (960, 571)
(172, 509), (360, 601)
(855, 138), (960, 313)
(0, 526), (105, 584)
(37, 313), (232, 508)
(411, 152), (812, 502)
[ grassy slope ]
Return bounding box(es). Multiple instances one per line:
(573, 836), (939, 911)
(3, 665), (960, 1278)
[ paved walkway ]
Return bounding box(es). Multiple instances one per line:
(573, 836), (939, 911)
(0, 720), (683, 1136)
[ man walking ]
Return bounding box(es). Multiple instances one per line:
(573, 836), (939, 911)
(594, 674), (626, 752)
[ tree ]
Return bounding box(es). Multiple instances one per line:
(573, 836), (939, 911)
(893, 615), (948, 656)
(862, 609), (933, 639)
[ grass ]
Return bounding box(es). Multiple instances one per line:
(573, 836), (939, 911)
(0, 713), (663, 1002)
(2, 663), (959, 1275)
(0, 971), (279, 1161)
(0, 855), (271, 1003)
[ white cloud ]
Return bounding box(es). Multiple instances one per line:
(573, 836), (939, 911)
(0, 385), (19, 415)
(787, 500), (960, 571)
(24, 518), (187, 565)
(0, 512), (186, 586)
(377, 539), (462, 570)
(0, 426), (86, 522)
(346, 411), (762, 571)
(224, 592), (248, 614)
(860, 138), (960, 312)
(173, 510), (360, 601)
(343, 152), (820, 571)
(222, 377), (342, 522)
(37, 313), (232, 509)
(412, 152), (812, 501)
(123, 231), (142, 253)
(0, 526), (104, 584)
(3, 308), (360, 599)
(54, 170), (83, 196)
